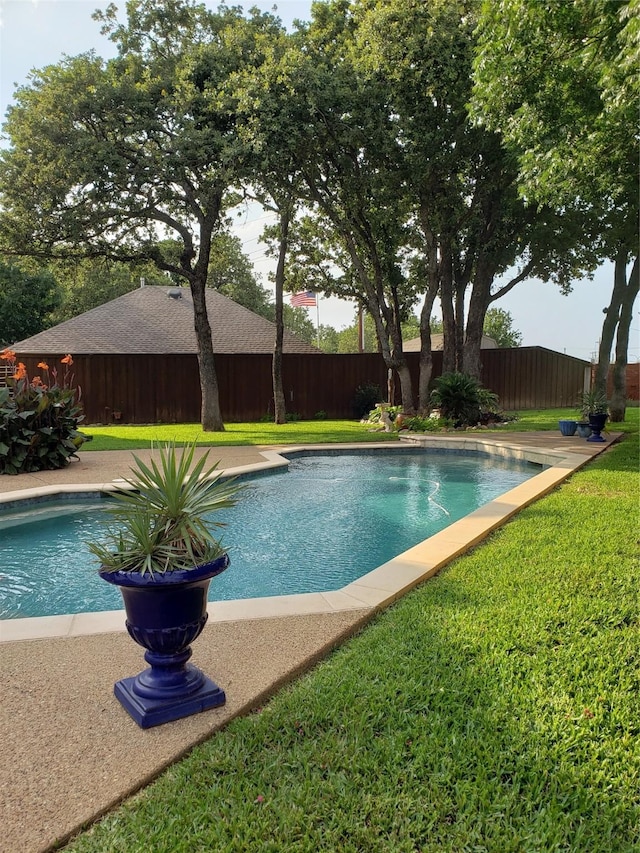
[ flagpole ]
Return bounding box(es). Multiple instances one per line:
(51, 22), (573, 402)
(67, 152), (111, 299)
(316, 294), (320, 348)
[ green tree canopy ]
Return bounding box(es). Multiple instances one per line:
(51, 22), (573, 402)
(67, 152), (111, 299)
(353, 0), (596, 386)
(276, 0), (596, 412)
(472, 0), (639, 417)
(49, 258), (168, 324)
(206, 232), (272, 318)
(0, 262), (60, 346)
(483, 308), (522, 348)
(0, 0), (284, 430)
(254, 2), (420, 412)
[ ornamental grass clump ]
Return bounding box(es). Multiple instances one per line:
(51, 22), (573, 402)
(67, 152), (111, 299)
(0, 349), (87, 474)
(90, 443), (241, 575)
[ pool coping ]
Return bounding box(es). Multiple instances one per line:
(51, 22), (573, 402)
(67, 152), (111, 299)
(0, 434), (617, 644)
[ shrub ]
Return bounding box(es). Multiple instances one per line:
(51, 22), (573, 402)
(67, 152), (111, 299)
(365, 404), (403, 426)
(352, 382), (382, 419)
(402, 414), (452, 432)
(0, 350), (88, 475)
(430, 372), (499, 428)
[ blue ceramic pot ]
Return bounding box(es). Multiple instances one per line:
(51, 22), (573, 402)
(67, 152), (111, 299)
(558, 419), (577, 436)
(99, 554), (229, 728)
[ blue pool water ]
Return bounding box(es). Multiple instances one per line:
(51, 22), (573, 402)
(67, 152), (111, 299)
(0, 450), (539, 619)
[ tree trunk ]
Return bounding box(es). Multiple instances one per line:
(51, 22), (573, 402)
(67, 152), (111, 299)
(609, 255), (639, 421)
(395, 361), (414, 413)
(191, 275), (224, 431)
(386, 321), (414, 412)
(418, 215), (439, 410)
(418, 275), (439, 413)
(594, 246), (629, 397)
(417, 347), (433, 415)
(462, 306), (485, 379)
(440, 243), (456, 374)
(340, 228), (416, 413)
(462, 260), (493, 380)
(387, 281), (415, 414)
(272, 209), (290, 424)
(454, 281), (466, 372)
(367, 302), (414, 411)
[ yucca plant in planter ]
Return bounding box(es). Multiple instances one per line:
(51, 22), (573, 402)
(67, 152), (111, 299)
(578, 390), (609, 443)
(90, 443), (241, 728)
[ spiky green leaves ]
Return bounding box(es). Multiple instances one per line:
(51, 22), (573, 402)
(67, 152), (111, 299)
(90, 443), (241, 574)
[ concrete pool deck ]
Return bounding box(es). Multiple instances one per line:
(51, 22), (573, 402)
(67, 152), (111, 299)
(0, 432), (621, 853)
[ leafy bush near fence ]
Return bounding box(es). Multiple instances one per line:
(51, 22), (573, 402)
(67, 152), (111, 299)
(365, 403), (403, 425)
(430, 371), (500, 427)
(353, 382), (382, 419)
(0, 350), (87, 474)
(402, 414), (452, 432)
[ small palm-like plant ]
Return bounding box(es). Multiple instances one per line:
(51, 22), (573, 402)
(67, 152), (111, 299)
(90, 443), (241, 574)
(578, 389), (609, 419)
(430, 372), (499, 427)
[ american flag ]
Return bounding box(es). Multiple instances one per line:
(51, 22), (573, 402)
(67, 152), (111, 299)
(290, 291), (317, 307)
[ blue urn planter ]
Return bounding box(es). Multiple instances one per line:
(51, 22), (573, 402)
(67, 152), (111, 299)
(558, 419), (577, 436)
(587, 412), (608, 443)
(99, 554), (229, 728)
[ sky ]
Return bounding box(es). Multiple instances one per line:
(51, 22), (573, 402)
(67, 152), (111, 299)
(0, 0), (636, 362)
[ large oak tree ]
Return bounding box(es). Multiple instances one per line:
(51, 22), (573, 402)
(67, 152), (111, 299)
(263, 3), (421, 412)
(353, 0), (596, 401)
(0, 0), (282, 430)
(472, 0), (639, 419)
(265, 0), (596, 412)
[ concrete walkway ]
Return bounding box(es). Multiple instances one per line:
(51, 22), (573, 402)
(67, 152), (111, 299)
(0, 433), (620, 853)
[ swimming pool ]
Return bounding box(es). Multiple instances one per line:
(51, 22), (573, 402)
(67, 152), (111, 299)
(0, 449), (539, 619)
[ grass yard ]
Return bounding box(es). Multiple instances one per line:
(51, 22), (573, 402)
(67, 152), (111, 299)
(80, 407), (638, 451)
(62, 416), (640, 852)
(80, 418), (399, 451)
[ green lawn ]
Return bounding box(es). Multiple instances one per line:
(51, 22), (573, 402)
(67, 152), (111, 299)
(80, 407), (638, 451)
(81, 419), (399, 451)
(64, 415), (640, 852)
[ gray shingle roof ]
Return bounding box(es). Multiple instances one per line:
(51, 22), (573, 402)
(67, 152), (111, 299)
(403, 334), (498, 352)
(12, 286), (319, 355)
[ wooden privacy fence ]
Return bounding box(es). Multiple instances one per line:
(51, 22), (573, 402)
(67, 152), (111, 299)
(16, 347), (590, 424)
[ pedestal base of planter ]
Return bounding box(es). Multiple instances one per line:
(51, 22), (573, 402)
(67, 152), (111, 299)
(587, 413), (608, 443)
(114, 665), (226, 728)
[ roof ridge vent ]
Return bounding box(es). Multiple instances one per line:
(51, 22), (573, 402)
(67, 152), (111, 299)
(167, 288), (183, 299)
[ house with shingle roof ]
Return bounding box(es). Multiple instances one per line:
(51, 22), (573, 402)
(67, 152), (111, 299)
(8, 285), (320, 423)
(11, 285), (319, 355)
(402, 333), (498, 352)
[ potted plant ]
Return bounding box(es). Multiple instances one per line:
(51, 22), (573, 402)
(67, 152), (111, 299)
(578, 390), (609, 443)
(89, 443), (240, 728)
(558, 418), (578, 437)
(575, 421), (592, 439)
